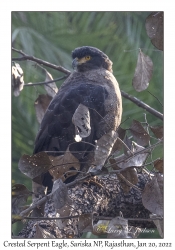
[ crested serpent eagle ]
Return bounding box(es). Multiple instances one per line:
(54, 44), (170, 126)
(33, 46), (122, 192)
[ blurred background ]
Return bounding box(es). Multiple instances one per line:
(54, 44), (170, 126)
(12, 11), (163, 237)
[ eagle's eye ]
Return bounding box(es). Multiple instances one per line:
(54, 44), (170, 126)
(85, 56), (91, 61)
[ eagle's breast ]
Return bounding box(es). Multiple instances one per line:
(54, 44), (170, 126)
(76, 68), (122, 137)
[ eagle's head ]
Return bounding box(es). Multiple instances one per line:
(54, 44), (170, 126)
(72, 46), (113, 73)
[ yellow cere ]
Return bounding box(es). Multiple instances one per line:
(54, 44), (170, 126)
(77, 56), (91, 64)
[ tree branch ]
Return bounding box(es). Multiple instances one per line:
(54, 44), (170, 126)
(121, 90), (163, 121)
(19, 196), (48, 218)
(24, 215), (162, 222)
(12, 47), (71, 75)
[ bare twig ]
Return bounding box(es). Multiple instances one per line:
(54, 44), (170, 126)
(60, 170), (87, 180)
(121, 90), (163, 120)
(24, 215), (162, 221)
(20, 195), (48, 218)
(45, 151), (93, 154)
(66, 173), (91, 188)
(108, 138), (163, 168)
(12, 47), (71, 75)
(110, 166), (138, 174)
(24, 76), (68, 87)
(144, 113), (154, 171)
(127, 217), (163, 221)
(24, 215), (79, 220)
(147, 90), (163, 107)
(96, 216), (163, 221)
(124, 48), (161, 52)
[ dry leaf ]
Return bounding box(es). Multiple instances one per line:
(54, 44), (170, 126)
(129, 120), (150, 146)
(112, 142), (149, 169)
(107, 216), (128, 238)
(18, 152), (52, 184)
(12, 184), (32, 215)
(89, 130), (118, 175)
(145, 12), (163, 50)
(51, 179), (68, 209)
(142, 173), (163, 216)
(31, 182), (45, 217)
(12, 184), (32, 197)
(32, 205), (45, 218)
(49, 150), (80, 182)
(132, 49), (153, 92)
(12, 214), (23, 223)
(72, 104), (91, 142)
(32, 181), (45, 198)
(56, 204), (72, 228)
(34, 94), (52, 124)
(78, 213), (93, 233)
(44, 70), (58, 97)
(150, 214), (163, 238)
(154, 158), (163, 173)
(34, 224), (56, 239)
(118, 169), (138, 193)
(109, 158), (138, 193)
(100, 166), (109, 175)
(55, 203), (74, 230)
(109, 142), (148, 192)
(12, 63), (24, 96)
(112, 127), (126, 153)
(150, 125), (163, 139)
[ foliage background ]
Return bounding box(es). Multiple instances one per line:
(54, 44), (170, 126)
(12, 11), (163, 236)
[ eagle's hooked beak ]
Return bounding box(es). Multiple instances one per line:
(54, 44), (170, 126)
(72, 58), (79, 70)
(72, 57), (88, 70)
